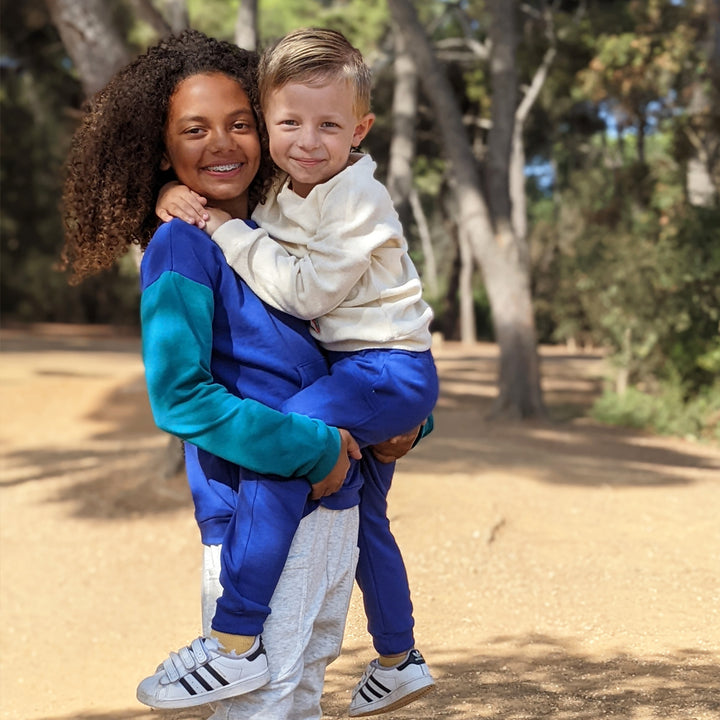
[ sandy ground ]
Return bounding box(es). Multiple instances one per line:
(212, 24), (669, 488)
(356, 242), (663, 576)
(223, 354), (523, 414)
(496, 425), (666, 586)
(1, 325), (719, 720)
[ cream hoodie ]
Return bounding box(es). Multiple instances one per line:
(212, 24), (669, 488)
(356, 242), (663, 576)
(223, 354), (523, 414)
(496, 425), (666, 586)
(212, 154), (433, 352)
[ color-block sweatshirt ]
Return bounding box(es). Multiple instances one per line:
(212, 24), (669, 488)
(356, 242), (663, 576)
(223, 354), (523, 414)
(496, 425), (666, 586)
(140, 218), (361, 544)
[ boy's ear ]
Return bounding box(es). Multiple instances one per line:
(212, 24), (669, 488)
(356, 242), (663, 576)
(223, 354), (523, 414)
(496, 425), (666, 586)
(352, 113), (375, 147)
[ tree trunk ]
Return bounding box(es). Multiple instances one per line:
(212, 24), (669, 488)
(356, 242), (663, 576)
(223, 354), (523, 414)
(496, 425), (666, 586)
(126, 0), (174, 37)
(686, 0), (720, 206)
(386, 26), (439, 297)
(409, 188), (439, 297)
(45, 0), (132, 96)
(235, 0), (259, 51)
(158, 0), (189, 33)
(48, 0), (187, 475)
(387, 0), (546, 417)
(458, 226), (477, 344)
(387, 26), (417, 230)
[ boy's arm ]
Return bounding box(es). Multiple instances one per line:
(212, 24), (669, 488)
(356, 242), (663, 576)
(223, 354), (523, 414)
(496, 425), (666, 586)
(141, 268), (342, 484)
(212, 182), (398, 320)
(156, 181), (209, 227)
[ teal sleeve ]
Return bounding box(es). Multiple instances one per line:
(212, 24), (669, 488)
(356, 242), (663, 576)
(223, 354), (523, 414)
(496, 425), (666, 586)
(412, 413), (434, 447)
(141, 272), (341, 484)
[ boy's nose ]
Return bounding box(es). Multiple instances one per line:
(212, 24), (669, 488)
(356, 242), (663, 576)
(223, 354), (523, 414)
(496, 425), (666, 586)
(297, 127), (320, 150)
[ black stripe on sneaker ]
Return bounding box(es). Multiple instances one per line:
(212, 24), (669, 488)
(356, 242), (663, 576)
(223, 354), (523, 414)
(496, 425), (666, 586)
(202, 663), (230, 686)
(360, 675), (390, 701)
(192, 670), (213, 691)
(179, 677), (198, 696)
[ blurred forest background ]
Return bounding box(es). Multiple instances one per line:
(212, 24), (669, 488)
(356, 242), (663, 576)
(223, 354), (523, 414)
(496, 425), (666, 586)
(1, 0), (719, 440)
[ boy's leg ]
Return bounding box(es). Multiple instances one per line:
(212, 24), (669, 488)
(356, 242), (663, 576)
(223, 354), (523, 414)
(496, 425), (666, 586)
(348, 456), (436, 718)
(281, 349), (438, 447)
(213, 476), (311, 638)
(355, 454), (414, 656)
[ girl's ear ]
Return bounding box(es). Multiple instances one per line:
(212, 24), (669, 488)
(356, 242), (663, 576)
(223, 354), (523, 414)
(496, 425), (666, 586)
(352, 113), (375, 148)
(160, 153), (171, 171)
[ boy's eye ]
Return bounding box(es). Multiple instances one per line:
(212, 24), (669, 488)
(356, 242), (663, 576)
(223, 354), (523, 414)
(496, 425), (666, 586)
(321, 122), (339, 129)
(280, 119), (298, 126)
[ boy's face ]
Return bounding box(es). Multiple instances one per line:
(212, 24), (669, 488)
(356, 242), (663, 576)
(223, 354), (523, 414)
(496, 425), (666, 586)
(163, 72), (261, 218)
(264, 80), (374, 198)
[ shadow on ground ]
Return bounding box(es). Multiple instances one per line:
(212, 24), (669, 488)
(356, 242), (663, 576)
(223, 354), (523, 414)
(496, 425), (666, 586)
(38, 636), (720, 720)
(3, 341), (718, 521)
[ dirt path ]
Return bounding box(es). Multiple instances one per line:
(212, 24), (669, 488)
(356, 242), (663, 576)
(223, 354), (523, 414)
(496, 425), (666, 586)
(1, 326), (718, 720)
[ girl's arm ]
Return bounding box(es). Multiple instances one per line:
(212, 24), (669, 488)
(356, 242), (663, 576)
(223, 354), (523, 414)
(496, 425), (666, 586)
(141, 226), (348, 485)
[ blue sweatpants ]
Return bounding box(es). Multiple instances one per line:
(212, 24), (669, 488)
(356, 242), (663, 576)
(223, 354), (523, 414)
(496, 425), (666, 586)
(213, 348), (438, 656)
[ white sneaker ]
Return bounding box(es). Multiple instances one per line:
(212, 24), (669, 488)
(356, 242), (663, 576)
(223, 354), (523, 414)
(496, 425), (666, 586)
(136, 635), (270, 709)
(348, 649), (435, 717)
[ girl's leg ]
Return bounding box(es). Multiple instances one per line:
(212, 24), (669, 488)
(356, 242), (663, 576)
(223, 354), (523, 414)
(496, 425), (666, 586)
(202, 544), (223, 637)
(212, 505), (360, 720)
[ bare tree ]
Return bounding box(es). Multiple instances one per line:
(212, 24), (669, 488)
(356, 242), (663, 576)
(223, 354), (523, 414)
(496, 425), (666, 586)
(235, 0), (259, 51)
(157, 0), (189, 33)
(686, 0), (720, 206)
(386, 26), (439, 298)
(126, 0), (174, 37)
(387, 0), (546, 418)
(45, 0), (132, 96)
(49, 0), (187, 475)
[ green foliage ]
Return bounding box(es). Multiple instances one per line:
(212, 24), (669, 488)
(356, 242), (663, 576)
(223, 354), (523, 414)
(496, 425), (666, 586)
(592, 382), (720, 444)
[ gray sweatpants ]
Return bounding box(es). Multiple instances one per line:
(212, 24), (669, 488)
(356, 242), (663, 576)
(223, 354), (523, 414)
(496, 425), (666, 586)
(202, 505), (360, 720)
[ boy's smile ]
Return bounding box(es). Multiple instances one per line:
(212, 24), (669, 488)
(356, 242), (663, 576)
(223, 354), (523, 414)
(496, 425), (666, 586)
(264, 80), (374, 198)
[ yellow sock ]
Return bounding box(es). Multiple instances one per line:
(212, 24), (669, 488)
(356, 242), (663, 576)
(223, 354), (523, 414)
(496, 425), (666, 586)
(211, 631), (256, 656)
(378, 651), (409, 668)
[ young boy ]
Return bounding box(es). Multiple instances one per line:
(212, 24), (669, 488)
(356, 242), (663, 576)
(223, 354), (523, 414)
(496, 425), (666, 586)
(148, 28), (438, 717)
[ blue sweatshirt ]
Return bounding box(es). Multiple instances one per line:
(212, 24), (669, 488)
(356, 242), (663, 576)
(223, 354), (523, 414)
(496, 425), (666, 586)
(140, 219), (361, 543)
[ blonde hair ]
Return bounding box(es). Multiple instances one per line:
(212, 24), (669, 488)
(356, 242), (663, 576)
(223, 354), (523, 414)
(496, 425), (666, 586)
(259, 28), (372, 118)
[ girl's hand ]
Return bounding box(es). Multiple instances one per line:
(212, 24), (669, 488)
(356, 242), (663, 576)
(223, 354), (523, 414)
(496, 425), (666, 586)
(310, 429), (361, 500)
(156, 181), (209, 228)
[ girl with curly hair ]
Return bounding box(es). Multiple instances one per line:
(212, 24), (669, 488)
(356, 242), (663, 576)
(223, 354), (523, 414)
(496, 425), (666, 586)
(59, 29), (404, 720)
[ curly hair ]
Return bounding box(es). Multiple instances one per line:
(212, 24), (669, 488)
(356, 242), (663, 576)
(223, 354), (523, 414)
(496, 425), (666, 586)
(61, 30), (274, 283)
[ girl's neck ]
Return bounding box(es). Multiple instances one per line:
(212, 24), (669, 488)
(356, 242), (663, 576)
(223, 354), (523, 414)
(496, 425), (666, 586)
(213, 195), (249, 220)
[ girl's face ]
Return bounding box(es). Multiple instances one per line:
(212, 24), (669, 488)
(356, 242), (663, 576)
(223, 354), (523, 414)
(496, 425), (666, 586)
(163, 72), (261, 218)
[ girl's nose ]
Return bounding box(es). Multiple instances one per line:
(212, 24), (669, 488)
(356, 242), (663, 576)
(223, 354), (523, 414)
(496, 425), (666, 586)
(209, 130), (233, 151)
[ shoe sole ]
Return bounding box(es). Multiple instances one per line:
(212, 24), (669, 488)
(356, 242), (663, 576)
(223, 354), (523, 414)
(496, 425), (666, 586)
(137, 667), (271, 709)
(349, 679), (436, 717)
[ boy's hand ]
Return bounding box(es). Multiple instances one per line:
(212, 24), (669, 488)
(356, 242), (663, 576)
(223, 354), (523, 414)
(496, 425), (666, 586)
(204, 207), (233, 236)
(370, 424), (422, 463)
(310, 429), (361, 500)
(156, 181), (209, 228)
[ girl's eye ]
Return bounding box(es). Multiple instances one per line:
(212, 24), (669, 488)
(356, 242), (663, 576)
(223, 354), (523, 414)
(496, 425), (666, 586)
(185, 127), (204, 135)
